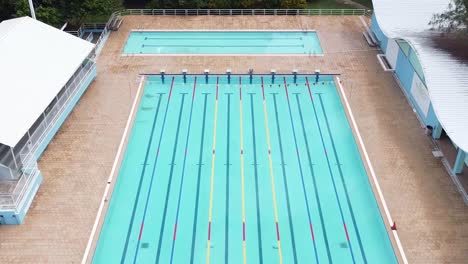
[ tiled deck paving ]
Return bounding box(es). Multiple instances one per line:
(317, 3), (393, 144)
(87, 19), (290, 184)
(0, 15), (467, 263)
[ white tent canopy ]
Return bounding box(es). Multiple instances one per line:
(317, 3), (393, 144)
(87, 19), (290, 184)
(373, 0), (468, 152)
(0, 16), (94, 147)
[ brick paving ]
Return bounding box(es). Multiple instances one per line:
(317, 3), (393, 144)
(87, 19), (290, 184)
(0, 15), (466, 264)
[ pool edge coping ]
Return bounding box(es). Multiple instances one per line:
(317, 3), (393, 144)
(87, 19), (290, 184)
(81, 76), (146, 264)
(335, 76), (408, 264)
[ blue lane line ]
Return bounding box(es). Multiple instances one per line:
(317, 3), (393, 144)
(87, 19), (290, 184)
(119, 83), (167, 264)
(294, 93), (333, 263)
(282, 78), (319, 263)
(224, 93), (233, 264)
(317, 94), (367, 264)
(154, 91), (188, 263)
(130, 77), (179, 263)
(306, 77), (357, 264)
(270, 93), (299, 264)
(189, 93), (209, 264)
(248, 93), (264, 264)
(170, 77), (198, 263)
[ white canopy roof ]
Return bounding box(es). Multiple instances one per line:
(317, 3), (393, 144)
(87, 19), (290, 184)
(0, 16), (94, 147)
(373, 0), (468, 152)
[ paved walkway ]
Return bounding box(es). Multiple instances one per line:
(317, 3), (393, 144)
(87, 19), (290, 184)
(0, 15), (466, 263)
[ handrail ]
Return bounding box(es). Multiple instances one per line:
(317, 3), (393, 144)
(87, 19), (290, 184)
(0, 61), (97, 211)
(113, 8), (368, 16)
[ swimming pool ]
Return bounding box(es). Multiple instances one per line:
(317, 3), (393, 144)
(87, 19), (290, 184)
(123, 31), (323, 55)
(93, 74), (397, 263)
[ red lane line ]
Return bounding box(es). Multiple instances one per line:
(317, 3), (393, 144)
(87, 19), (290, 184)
(138, 222), (145, 241)
(242, 222), (246, 241)
(216, 76), (219, 100)
(192, 76), (198, 101)
(305, 77), (313, 101)
(310, 223), (315, 241)
(173, 223), (178, 240)
(239, 76), (242, 101)
(283, 77), (289, 101)
(168, 76), (175, 101)
(275, 222), (281, 241)
(261, 77), (265, 100)
(325, 149), (328, 155)
(343, 223), (350, 242)
(185, 149), (187, 155)
(208, 221), (212, 240)
(157, 149), (159, 155)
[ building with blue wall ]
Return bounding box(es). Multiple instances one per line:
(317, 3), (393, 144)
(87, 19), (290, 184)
(370, 0), (468, 195)
(0, 17), (97, 224)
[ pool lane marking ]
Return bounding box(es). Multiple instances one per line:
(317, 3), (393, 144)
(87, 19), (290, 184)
(335, 77), (408, 263)
(169, 77), (198, 263)
(282, 77), (319, 263)
(269, 92), (298, 263)
(294, 93), (332, 262)
(224, 92), (233, 264)
(261, 77), (283, 264)
(83, 76), (146, 264)
(316, 93), (367, 263)
(189, 92), (210, 264)
(248, 92), (264, 264)
(120, 77), (171, 264)
(206, 76), (219, 264)
(306, 77), (356, 264)
(154, 89), (189, 263)
(239, 77), (247, 264)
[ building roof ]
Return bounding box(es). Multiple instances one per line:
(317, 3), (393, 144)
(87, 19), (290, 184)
(0, 16), (94, 147)
(373, 0), (468, 152)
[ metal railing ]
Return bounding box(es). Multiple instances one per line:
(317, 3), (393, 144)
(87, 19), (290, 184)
(117, 8), (369, 16)
(0, 60), (97, 211)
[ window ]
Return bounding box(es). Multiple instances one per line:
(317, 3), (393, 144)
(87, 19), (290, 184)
(396, 39), (426, 85)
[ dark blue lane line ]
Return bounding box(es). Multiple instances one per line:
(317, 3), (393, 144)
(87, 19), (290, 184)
(169, 77), (198, 263)
(294, 93), (333, 263)
(154, 92), (188, 263)
(120, 82), (168, 264)
(306, 77), (357, 264)
(270, 93), (298, 264)
(189, 93), (209, 264)
(282, 78), (319, 263)
(225, 93), (232, 264)
(248, 93), (264, 264)
(317, 94), (367, 264)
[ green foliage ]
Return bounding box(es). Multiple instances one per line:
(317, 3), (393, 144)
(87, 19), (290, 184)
(280, 0), (306, 9)
(430, 0), (468, 33)
(16, 0), (63, 27)
(0, 0), (16, 21)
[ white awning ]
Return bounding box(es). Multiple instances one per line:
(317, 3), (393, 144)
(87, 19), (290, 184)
(0, 16), (94, 147)
(373, 0), (468, 152)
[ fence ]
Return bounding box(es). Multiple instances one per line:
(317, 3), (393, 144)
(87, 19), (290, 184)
(118, 8), (370, 16)
(0, 59), (97, 211)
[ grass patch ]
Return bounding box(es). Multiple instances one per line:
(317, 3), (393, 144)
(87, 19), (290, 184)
(307, 0), (354, 9)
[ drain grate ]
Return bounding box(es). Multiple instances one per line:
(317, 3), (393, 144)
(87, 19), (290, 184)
(141, 242), (149, 249)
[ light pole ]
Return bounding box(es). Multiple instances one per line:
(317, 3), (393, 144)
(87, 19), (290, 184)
(28, 0), (36, 19)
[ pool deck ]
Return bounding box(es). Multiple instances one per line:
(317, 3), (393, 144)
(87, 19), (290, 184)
(0, 15), (467, 263)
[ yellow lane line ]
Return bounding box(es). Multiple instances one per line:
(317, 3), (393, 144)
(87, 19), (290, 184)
(261, 77), (283, 264)
(206, 77), (219, 264)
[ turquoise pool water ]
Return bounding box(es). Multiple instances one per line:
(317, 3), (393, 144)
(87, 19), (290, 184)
(123, 31), (323, 54)
(93, 74), (397, 264)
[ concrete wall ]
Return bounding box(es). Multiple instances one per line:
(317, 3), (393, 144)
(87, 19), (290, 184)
(370, 14), (388, 51)
(371, 15), (438, 129)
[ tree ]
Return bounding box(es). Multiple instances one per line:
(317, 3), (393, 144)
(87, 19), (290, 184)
(0, 0), (16, 22)
(280, 0), (306, 9)
(430, 0), (468, 33)
(16, 0), (63, 27)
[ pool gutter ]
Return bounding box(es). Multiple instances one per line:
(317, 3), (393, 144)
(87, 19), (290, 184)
(335, 76), (408, 264)
(81, 76), (147, 264)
